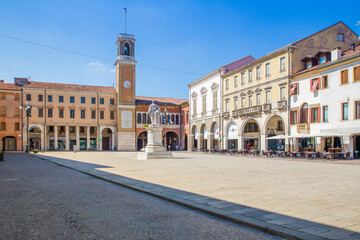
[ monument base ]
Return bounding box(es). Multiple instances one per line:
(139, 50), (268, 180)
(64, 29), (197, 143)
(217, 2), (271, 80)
(137, 126), (173, 160)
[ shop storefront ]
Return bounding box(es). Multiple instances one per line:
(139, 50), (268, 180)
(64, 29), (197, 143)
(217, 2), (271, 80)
(227, 123), (238, 150)
(213, 124), (219, 149)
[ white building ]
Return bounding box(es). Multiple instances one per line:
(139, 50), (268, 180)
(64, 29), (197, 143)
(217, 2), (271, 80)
(289, 44), (360, 158)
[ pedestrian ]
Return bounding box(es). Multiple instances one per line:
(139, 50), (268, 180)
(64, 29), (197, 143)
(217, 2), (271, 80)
(175, 145), (179, 151)
(246, 142), (251, 150)
(168, 145), (171, 151)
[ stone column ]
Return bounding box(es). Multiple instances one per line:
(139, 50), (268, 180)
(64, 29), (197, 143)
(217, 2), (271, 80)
(96, 127), (100, 150)
(40, 125), (45, 151)
(54, 125), (58, 150)
(99, 130), (103, 151)
(87, 126), (90, 150)
(111, 132), (115, 151)
(261, 134), (266, 152)
(76, 126), (80, 151)
(65, 125), (69, 151)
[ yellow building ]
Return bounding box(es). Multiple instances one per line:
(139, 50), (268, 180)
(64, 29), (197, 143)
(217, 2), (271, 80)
(222, 21), (358, 151)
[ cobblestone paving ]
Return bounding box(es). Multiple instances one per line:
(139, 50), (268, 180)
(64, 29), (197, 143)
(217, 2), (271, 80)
(35, 151), (360, 239)
(0, 153), (281, 240)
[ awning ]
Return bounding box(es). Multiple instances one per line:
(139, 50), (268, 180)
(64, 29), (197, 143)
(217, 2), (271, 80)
(266, 135), (288, 140)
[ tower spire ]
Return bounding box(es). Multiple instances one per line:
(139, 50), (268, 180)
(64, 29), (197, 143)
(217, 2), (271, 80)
(124, 8), (127, 34)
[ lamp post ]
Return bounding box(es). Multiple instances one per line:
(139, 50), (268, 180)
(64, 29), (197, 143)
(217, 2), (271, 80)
(19, 101), (35, 153)
(162, 106), (171, 150)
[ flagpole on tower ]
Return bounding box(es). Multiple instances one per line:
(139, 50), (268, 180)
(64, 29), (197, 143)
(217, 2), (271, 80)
(124, 8), (127, 34)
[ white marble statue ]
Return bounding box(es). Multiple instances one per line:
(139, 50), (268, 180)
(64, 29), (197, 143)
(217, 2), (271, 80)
(148, 100), (161, 126)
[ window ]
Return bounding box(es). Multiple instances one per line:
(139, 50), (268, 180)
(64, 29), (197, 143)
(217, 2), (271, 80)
(306, 61), (312, 69)
(354, 66), (360, 82)
(70, 109), (75, 118)
(234, 98), (238, 110)
(319, 56), (326, 64)
(266, 91), (271, 103)
(290, 111), (297, 124)
(49, 126), (54, 133)
(290, 83), (298, 95)
(256, 67), (261, 80)
(81, 97), (85, 103)
(100, 110), (104, 119)
(26, 94), (31, 101)
(323, 106), (328, 122)
(249, 95), (253, 107)
(277, 120), (283, 131)
(90, 127), (95, 135)
(38, 108), (43, 118)
(256, 93), (261, 106)
(341, 69), (348, 84)
(337, 33), (344, 42)
(70, 127), (75, 133)
(38, 94), (43, 102)
(225, 79), (229, 90)
(15, 108), (20, 117)
(110, 111), (115, 120)
(48, 108), (53, 118)
(280, 87), (286, 100)
(0, 122), (6, 130)
(193, 98), (197, 115)
(311, 78), (320, 92)
(15, 122), (20, 131)
(80, 127), (85, 133)
(81, 109), (85, 119)
(265, 63), (270, 77)
(91, 110), (96, 119)
(241, 73), (245, 85)
(59, 96), (64, 102)
(91, 97), (96, 104)
(355, 101), (360, 119)
(48, 95), (53, 102)
(225, 101), (229, 112)
(342, 102), (348, 120)
(241, 97), (245, 108)
(137, 113), (142, 123)
(322, 76), (328, 89)
(70, 96), (75, 103)
(234, 76), (238, 87)
(175, 115), (179, 124)
(212, 91), (217, 110)
(244, 123), (258, 133)
(202, 95), (206, 113)
(301, 104), (308, 123)
(100, 98), (104, 104)
(59, 109), (64, 118)
(310, 107), (319, 123)
(15, 93), (20, 100)
(280, 57), (286, 72)
(248, 70), (253, 83)
(110, 98), (115, 105)
(0, 107), (6, 116)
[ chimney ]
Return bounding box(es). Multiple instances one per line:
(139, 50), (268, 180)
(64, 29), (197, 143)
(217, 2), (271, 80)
(351, 43), (356, 51)
(0, 80), (4, 83)
(331, 47), (342, 61)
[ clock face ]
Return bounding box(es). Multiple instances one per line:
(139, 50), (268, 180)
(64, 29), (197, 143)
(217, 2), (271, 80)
(123, 80), (131, 88)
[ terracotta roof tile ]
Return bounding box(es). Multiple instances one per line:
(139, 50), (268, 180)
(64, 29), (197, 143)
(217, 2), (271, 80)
(0, 82), (21, 91)
(223, 55), (256, 73)
(135, 96), (188, 106)
(23, 81), (116, 93)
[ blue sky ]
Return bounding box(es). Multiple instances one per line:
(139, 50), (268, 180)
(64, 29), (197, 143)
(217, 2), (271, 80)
(0, 0), (359, 99)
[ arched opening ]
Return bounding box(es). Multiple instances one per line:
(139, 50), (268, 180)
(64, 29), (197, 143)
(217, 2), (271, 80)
(124, 42), (130, 56)
(102, 128), (112, 150)
(142, 113), (147, 124)
(191, 126), (198, 150)
(137, 131), (147, 151)
(184, 134), (188, 151)
(201, 124), (208, 150)
(210, 122), (219, 150)
(29, 126), (41, 151)
(301, 103), (309, 123)
(163, 131), (179, 151)
(2, 136), (16, 151)
(243, 120), (260, 150)
(227, 122), (238, 150)
(266, 115), (285, 151)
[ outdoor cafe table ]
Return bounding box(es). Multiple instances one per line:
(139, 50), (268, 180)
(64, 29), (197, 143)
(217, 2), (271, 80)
(250, 149), (259, 156)
(323, 152), (335, 159)
(329, 148), (342, 153)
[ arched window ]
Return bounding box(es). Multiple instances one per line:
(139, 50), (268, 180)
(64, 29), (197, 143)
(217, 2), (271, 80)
(175, 115), (179, 124)
(171, 114), (175, 124)
(301, 104), (308, 123)
(124, 42), (130, 56)
(147, 114), (151, 124)
(142, 113), (147, 124)
(137, 113), (141, 124)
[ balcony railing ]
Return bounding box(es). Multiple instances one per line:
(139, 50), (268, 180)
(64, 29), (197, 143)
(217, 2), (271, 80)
(297, 123), (310, 133)
(263, 103), (271, 112)
(278, 100), (287, 110)
(223, 112), (230, 119)
(234, 105), (262, 117)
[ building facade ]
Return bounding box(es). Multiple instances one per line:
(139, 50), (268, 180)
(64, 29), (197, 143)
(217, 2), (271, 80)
(289, 44), (360, 157)
(222, 21), (358, 151)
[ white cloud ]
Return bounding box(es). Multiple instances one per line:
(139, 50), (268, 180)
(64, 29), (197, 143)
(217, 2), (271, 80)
(88, 62), (107, 71)
(109, 68), (116, 73)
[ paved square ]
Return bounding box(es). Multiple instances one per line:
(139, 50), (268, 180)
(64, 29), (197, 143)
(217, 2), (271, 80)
(37, 152), (360, 236)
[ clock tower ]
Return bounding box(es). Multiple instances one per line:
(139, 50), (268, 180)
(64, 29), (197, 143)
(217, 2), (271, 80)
(115, 33), (137, 151)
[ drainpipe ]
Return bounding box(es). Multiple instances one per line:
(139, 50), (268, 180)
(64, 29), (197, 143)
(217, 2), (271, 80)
(20, 88), (23, 151)
(44, 89), (47, 152)
(287, 47), (292, 152)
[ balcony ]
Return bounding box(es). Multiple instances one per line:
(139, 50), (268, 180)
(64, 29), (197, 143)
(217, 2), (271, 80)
(223, 112), (230, 119)
(277, 100), (287, 110)
(236, 106), (262, 117)
(263, 103), (271, 112)
(297, 123), (310, 133)
(117, 55), (135, 61)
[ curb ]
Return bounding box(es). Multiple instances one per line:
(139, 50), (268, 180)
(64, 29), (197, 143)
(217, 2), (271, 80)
(30, 154), (329, 240)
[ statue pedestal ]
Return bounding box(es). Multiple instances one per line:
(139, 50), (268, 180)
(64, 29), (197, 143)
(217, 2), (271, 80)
(137, 125), (173, 160)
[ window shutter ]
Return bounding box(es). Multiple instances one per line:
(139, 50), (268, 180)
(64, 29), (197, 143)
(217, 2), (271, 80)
(290, 111), (293, 124)
(318, 107), (321, 122)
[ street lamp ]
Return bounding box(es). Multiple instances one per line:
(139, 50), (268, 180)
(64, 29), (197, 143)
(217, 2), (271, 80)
(161, 105), (171, 150)
(19, 101), (35, 153)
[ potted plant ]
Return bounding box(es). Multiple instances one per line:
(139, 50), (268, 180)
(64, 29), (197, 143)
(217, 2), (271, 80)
(32, 149), (39, 154)
(0, 150), (4, 161)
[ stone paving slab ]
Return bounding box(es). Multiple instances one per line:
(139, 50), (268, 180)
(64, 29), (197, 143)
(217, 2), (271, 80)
(32, 152), (360, 240)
